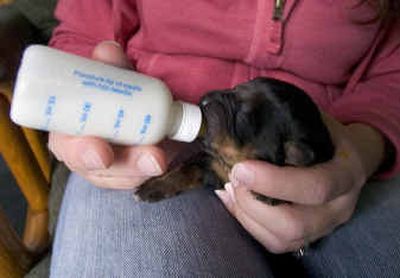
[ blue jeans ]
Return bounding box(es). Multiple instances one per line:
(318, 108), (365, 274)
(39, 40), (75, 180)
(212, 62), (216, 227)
(50, 173), (400, 277)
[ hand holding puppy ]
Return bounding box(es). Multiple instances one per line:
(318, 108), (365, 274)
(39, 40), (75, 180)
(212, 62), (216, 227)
(216, 114), (385, 253)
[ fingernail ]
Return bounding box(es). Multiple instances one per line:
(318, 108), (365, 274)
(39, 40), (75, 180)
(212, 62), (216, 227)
(101, 40), (122, 48)
(224, 182), (236, 203)
(83, 149), (106, 170)
(137, 154), (163, 176)
(231, 164), (254, 187)
(214, 189), (231, 205)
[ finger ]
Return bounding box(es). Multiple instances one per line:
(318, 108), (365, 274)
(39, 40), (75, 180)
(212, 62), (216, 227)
(230, 161), (333, 205)
(215, 184), (303, 253)
(234, 184), (360, 246)
(48, 132), (63, 161)
(230, 140), (361, 206)
(66, 144), (166, 189)
(48, 132), (114, 171)
(88, 144), (167, 178)
(91, 40), (133, 69)
(82, 173), (150, 190)
(232, 186), (338, 243)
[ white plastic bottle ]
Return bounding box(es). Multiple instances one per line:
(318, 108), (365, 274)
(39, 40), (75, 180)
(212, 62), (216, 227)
(10, 45), (202, 145)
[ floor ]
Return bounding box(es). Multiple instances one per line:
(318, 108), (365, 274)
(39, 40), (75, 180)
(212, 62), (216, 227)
(0, 155), (26, 236)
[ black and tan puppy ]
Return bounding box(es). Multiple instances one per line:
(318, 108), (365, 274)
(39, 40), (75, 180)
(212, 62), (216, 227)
(135, 77), (335, 203)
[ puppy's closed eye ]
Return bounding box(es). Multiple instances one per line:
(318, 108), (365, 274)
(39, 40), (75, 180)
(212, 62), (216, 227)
(234, 108), (257, 144)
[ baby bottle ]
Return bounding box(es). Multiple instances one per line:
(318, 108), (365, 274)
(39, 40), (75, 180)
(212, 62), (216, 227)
(10, 45), (202, 145)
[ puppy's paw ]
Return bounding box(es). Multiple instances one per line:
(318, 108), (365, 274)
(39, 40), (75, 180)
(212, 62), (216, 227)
(134, 157), (206, 203)
(134, 178), (181, 203)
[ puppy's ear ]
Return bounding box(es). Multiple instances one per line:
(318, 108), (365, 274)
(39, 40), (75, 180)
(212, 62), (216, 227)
(284, 141), (316, 166)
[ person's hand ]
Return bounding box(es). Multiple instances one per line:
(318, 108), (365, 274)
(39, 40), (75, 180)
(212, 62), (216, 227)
(215, 114), (386, 253)
(48, 41), (168, 189)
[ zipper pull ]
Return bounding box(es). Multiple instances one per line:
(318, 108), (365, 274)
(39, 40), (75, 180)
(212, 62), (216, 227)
(273, 0), (286, 21)
(268, 0), (287, 54)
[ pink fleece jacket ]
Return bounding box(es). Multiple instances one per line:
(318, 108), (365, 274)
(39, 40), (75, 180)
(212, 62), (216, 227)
(49, 0), (400, 177)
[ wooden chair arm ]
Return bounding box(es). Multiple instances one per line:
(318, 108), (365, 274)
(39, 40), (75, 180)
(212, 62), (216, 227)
(0, 1), (52, 276)
(0, 82), (51, 183)
(0, 208), (33, 278)
(0, 94), (50, 277)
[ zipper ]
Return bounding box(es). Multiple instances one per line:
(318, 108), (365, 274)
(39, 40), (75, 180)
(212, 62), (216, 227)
(273, 0), (286, 21)
(267, 0), (288, 54)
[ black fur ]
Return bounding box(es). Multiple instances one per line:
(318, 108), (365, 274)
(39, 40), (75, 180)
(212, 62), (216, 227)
(135, 77), (334, 203)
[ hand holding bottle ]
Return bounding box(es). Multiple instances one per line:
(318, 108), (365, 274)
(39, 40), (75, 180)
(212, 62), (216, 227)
(47, 41), (168, 189)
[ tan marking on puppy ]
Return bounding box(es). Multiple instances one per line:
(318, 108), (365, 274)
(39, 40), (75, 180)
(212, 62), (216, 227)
(210, 136), (256, 182)
(211, 160), (230, 183)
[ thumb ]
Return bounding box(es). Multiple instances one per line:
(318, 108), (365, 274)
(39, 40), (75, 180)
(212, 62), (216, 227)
(91, 41), (133, 69)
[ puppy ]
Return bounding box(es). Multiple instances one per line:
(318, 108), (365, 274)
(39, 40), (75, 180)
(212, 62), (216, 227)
(135, 77), (335, 203)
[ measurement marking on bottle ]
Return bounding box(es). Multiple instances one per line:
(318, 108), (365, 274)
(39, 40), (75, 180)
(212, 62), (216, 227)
(138, 114), (152, 143)
(113, 108), (125, 138)
(43, 95), (57, 129)
(77, 101), (92, 134)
